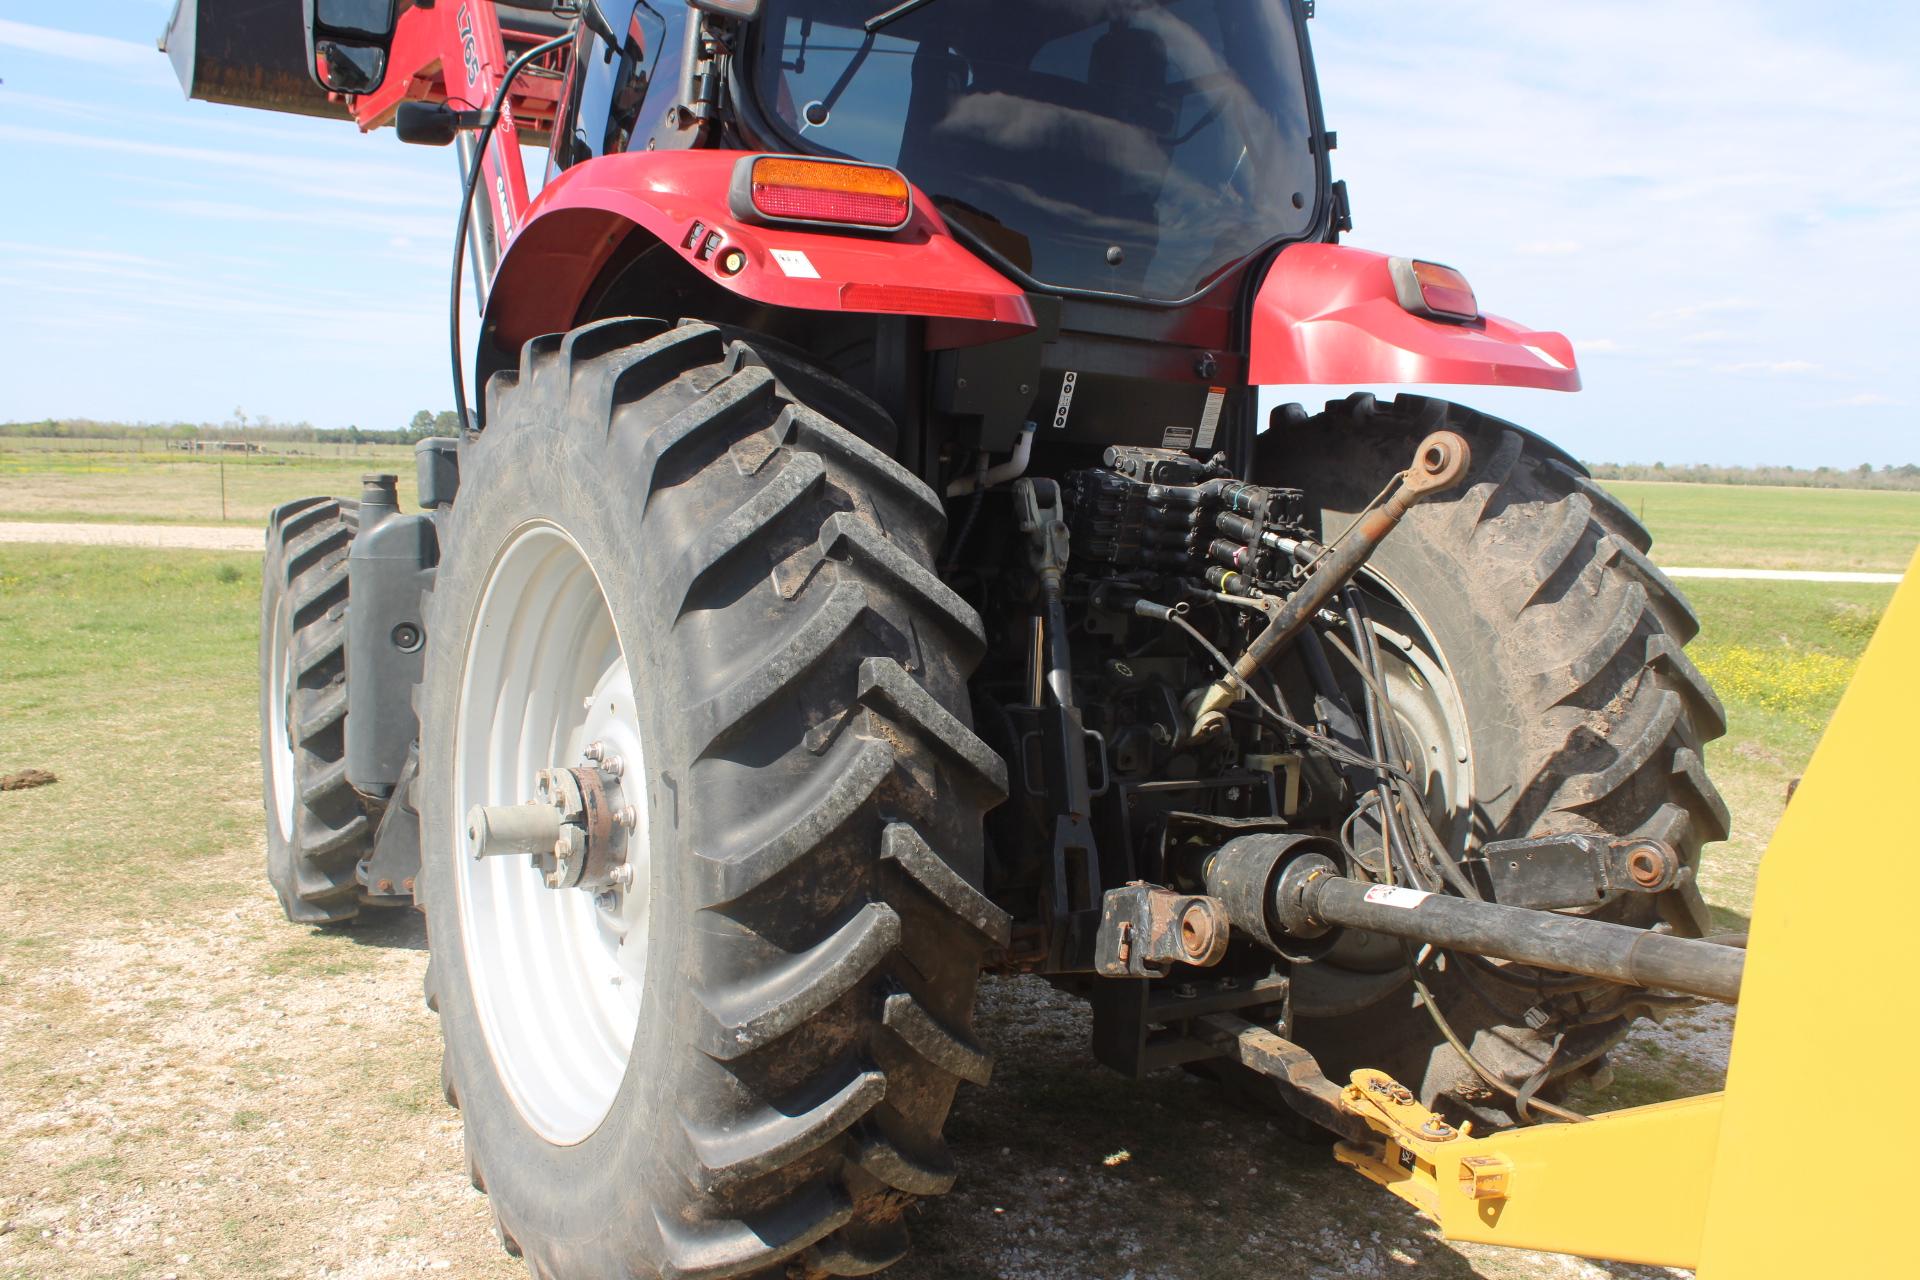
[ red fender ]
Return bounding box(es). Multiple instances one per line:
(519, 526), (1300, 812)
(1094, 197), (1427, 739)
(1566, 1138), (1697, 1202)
(483, 150), (1036, 356)
(1248, 244), (1580, 392)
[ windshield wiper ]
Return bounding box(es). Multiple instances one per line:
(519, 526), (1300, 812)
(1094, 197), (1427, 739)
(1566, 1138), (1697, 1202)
(866, 0), (944, 34)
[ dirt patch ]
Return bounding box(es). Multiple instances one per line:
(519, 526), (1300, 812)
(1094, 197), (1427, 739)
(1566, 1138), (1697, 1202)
(0, 522), (262, 552)
(1, 769), (57, 792)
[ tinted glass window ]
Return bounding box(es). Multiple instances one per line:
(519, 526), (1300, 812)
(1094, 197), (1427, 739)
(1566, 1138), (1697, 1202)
(551, 1), (668, 171)
(753, 0), (1319, 300)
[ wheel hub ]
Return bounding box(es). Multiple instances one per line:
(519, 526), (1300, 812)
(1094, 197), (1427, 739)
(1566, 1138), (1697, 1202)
(467, 749), (638, 891)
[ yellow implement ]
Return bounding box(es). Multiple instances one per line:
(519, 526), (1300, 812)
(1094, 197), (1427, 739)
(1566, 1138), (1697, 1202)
(1335, 547), (1920, 1273)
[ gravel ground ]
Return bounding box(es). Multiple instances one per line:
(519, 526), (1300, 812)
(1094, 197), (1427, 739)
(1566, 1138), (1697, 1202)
(0, 881), (1711, 1279)
(0, 522), (262, 552)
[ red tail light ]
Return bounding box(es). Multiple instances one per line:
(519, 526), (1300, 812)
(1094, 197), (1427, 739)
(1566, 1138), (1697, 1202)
(1389, 257), (1479, 323)
(730, 156), (913, 232)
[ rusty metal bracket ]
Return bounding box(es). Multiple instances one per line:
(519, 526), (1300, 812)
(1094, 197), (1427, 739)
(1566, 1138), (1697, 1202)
(1194, 1014), (1374, 1143)
(1479, 832), (1683, 911)
(1094, 883), (1229, 978)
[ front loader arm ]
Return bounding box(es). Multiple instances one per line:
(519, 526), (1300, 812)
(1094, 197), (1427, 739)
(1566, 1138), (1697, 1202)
(347, 2), (550, 251)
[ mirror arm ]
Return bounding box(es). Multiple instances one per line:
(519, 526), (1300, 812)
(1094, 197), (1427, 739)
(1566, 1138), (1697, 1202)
(564, 1), (620, 44)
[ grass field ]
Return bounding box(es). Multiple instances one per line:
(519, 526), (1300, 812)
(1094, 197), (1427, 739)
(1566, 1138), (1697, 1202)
(0, 440), (417, 525)
(4, 440), (1915, 577)
(1601, 479), (1919, 573)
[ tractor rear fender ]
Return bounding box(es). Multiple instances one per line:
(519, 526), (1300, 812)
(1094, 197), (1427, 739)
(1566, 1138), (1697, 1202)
(478, 149), (1036, 400)
(1248, 244), (1581, 392)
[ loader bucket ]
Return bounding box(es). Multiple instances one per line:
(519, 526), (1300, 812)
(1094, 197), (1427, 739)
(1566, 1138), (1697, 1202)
(160, 0), (351, 121)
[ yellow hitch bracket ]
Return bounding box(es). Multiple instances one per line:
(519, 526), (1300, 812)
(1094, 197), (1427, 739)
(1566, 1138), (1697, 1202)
(1331, 1067), (1723, 1269)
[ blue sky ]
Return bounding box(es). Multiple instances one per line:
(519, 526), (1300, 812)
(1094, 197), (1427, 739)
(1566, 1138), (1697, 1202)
(2, 1), (1914, 464)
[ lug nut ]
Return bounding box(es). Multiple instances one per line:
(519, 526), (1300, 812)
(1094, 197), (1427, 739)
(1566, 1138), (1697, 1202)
(602, 755), (625, 778)
(616, 805), (638, 829)
(583, 741), (605, 763)
(610, 864), (634, 889)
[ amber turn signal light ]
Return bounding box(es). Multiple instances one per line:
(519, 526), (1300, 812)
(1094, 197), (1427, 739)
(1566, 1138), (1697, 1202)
(1388, 257), (1479, 323)
(729, 155), (913, 232)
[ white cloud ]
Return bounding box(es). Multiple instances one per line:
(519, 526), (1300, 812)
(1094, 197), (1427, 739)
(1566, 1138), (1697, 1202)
(1822, 392), (1902, 408)
(1649, 299), (1760, 325)
(1310, 0), (1920, 462)
(1714, 360), (1821, 376)
(0, 19), (164, 75)
(0, 124), (445, 210)
(1516, 240), (1582, 257)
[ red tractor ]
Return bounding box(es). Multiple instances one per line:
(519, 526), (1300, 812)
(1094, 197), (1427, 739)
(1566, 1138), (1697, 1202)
(168, 2), (1736, 1275)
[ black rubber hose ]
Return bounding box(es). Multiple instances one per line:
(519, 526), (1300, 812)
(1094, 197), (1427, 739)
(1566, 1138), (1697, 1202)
(450, 30), (576, 434)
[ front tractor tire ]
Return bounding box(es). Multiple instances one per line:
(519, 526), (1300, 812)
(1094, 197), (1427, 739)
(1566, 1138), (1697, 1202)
(416, 320), (1008, 1278)
(260, 496), (376, 924)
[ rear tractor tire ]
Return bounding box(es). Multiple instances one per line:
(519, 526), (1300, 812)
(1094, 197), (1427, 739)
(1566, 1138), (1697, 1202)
(416, 319), (1009, 1278)
(1256, 395), (1730, 1123)
(260, 496), (377, 925)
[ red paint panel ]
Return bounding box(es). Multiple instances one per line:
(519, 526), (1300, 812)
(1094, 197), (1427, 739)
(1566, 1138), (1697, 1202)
(488, 150), (1035, 353)
(1249, 244), (1580, 392)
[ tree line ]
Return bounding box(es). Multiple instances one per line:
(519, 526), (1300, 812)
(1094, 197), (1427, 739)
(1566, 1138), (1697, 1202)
(0, 411), (462, 447)
(1586, 461), (1920, 492)
(3, 417), (1915, 490)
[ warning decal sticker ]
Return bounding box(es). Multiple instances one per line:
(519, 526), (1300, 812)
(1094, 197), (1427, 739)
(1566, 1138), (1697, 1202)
(1362, 884), (1433, 909)
(770, 249), (820, 279)
(1052, 371), (1079, 429)
(1195, 386), (1226, 450)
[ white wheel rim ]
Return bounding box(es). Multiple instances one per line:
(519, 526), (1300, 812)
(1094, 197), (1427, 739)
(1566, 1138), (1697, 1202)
(1358, 570), (1475, 847)
(268, 604), (297, 842)
(454, 522), (651, 1146)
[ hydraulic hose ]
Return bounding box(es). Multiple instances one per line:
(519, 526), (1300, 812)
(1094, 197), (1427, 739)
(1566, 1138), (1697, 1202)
(450, 29), (575, 435)
(1187, 431), (1470, 737)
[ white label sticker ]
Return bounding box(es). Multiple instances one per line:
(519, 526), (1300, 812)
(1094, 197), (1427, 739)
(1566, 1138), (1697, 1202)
(1363, 884), (1433, 909)
(1195, 386), (1226, 450)
(1052, 370), (1079, 429)
(770, 249), (820, 279)
(1161, 425), (1196, 450)
(1522, 343), (1567, 370)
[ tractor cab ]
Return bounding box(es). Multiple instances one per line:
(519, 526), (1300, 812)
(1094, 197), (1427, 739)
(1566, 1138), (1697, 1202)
(553, 1), (1324, 304)
(734, 0), (1324, 304)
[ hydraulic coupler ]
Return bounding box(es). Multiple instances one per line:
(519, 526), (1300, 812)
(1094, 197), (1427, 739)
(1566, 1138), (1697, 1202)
(1203, 834), (1744, 1003)
(1189, 430), (1470, 736)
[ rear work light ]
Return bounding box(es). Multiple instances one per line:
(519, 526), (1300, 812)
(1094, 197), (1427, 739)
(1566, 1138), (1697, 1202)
(730, 155), (913, 232)
(1389, 257), (1480, 323)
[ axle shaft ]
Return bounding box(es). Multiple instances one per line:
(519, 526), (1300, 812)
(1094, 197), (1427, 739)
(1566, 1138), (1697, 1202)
(467, 802), (562, 860)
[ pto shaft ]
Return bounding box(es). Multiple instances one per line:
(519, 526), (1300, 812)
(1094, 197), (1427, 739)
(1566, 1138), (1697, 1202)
(1296, 874), (1745, 1003)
